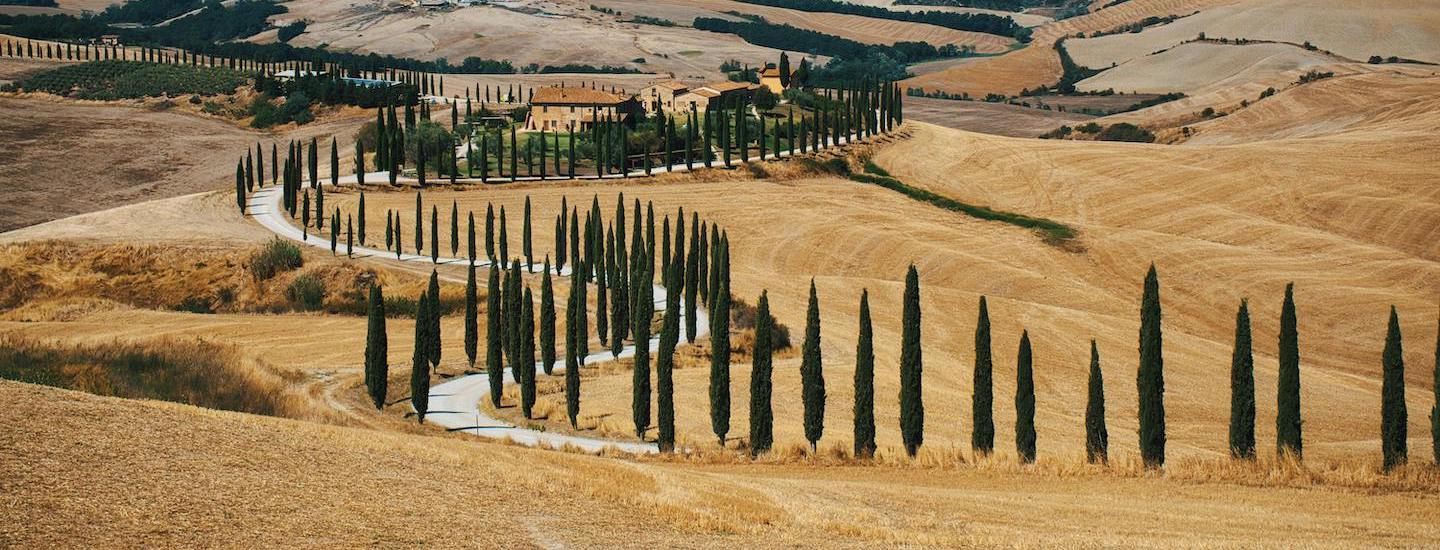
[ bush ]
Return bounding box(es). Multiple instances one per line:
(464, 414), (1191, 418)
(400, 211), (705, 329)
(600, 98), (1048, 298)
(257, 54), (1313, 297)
(250, 238), (303, 281)
(286, 274), (326, 310)
(1076, 122), (1102, 134)
(1096, 123), (1155, 143)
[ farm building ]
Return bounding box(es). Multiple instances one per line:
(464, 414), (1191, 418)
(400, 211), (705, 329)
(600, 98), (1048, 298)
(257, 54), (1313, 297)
(524, 86), (638, 131)
(759, 66), (785, 95)
(674, 81), (759, 112)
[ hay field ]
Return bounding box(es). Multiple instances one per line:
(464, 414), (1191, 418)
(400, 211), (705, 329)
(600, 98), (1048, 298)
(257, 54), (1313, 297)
(1074, 41), (1337, 94)
(901, 0), (1243, 97)
(5, 380), (1439, 547)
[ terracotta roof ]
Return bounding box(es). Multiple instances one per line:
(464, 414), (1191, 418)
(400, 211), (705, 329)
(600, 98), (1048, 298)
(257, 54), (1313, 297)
(698, 81), (757, 94)
(529, 86), (630, 105)
(760, 67), (782, 77)
(683, 89), (721, 99)
(647, 81), (689, 91)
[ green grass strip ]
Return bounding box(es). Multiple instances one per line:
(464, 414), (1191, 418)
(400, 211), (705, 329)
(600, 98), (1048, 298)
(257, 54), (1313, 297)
(853, 162), (1077, 241)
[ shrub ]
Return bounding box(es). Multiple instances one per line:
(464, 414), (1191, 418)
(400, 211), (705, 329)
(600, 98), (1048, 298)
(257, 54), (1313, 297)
(286, 274), (327, 310)
(1096, 123), (1155, 143)
(1077, 122), (1102, 134)
(250, 238), (303, 281)
(12, 60), (246, 100)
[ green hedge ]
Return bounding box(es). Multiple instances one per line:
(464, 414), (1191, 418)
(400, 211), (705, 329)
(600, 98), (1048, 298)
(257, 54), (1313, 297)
(852, 163), (1076, 241)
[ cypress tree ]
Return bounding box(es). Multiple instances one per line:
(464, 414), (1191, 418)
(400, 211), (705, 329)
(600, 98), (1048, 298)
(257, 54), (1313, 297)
(414, 193), (423, 256)
(801, 279), (825, 451)
(633, 251), (654, 439)
(451, 200), (459, 257)
(521, 287), (537, 419)
(316, 184), (325, 229)
(1015, 330), (1036, 464)
(355, 141), (366, 187)
(685, 216), (699, 343)
(749, 290), (774, 457)
(541, 258), (556, 375)
(394, 213), (402, 258)
(507, 260), (523, 384)
(330, 212), (340, 254)
(596, 227), (611, 346)
(346, 215), (353, 257)
(365, 284), (388, 410)
(499, 206), (509, 263)
(430, 206), (439, 263)
(1085, 340), (1108, 464)
(465, 263), (478, 368)
(523, 196), (533, 271)
(427, 270), (441, 368)
(301, 191), (309, 239)
(411, 293), (431, 423)
(899, 265), (924, 457)
(1276, 282), (1302, 459)
(853, 289), (876, 458)
(358, 192), (367, 245)
(486, 265), (503, 407)
(657, 258), (680, 452)
(467, 211), (476, 264)
(1137, 264), (1166, 468)
(1229, 299), (1256, 460)
(709, 235), (731, 446)
(330, 136), (339, 187)
(236, 161), (246, 213)
(485, 203), (495, 262)
(1381, 306), (1407, 471)
(972, 296), (994, 454)
(565, 267), (582, 428)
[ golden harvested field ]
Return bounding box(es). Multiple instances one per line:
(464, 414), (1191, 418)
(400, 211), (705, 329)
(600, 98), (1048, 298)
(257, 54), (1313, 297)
(1075, 41), (1338, 94)
(902, 0), (1242, 97)
(5, 381), (1440, 548)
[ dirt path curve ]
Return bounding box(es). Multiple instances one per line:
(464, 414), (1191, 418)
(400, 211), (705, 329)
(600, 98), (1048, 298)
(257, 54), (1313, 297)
(250, 177), (706, 454)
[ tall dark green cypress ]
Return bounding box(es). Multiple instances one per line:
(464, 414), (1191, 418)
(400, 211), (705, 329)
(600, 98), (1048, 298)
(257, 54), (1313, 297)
(330, 136), (339, 187)
(358, 192), (367, 245)
(485, 203), (495, 262)
(1276, 282), (1302, 459)
(523, 196), (533, 271)
(520, 287), (537, 419)
(427, 270), (441, 368)
(633, 251), (654, 439)
(451, 201), (459, 257)
(657, 257), (680, 452)
(414, 192), (423, 256)
(465, 263), (479, 368)
(499, 206), (509, 264)
(1085, 340), (1108, 464)
(565, 267), (582, 428)
(801, 279), (825, 451)
(749, 291), (774, 457)
(972, 296), (994, 454)
(486, 265), (503, 407)
(710, 235), (731, 445)
(1015, 330), (1036, 464)
(431, 205), (439, 263)
(853, 289), (875, 458)
(899, 265), (924, 457)
(411, 293), (431, 423)
(365, 284), (388, 410)
(541, 258), (556, 375)
(1229, 299), (1256, 460)
(467, 211), (476, 265)
(507, 260), (523, 384)
(684, 216), (699, 343)
(1381, 306), (1407, 471)
(1433, 315), (1439, 465)
(1137, 264), (1166, 468)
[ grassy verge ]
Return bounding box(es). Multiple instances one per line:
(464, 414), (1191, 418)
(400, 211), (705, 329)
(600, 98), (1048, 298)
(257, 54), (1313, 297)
(853, 161), (1077, 242)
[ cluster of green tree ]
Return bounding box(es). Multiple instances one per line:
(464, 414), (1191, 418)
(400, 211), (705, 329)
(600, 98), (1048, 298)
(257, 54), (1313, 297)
(277, 21), (307, 43)
(0, 0), (57, 6)
(248, 92), (315, 128)
(9, 60), (246, 100)
(733, 0), (1029, 41)
(1085, 13), (1189, 38)
(255, 71), (419, 110)
(807, 53), (911, 87)
(1095, 122), (1154, 142)
(892, 0), (1072, 12)
(627, 15), (676, 27)
(1052, 39), (1100, 94)
(532, 63), (645, 74)
(693, 17), (955, 64)
(851, 161), (1075, 242)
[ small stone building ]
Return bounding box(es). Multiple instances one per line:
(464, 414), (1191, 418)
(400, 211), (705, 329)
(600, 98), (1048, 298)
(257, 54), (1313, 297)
(525, 86), (637, 131)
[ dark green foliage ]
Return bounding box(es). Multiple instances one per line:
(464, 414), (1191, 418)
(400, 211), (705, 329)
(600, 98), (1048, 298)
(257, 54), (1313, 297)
(467, 211), (476, 265)
(710, 234), (732, 445)
(249, 238), (302, 281)
(685, 216), (699, 343)
(13, 60), (244, 99)
(1095, 123), (1156, 143)
(523, 196), (534, 270)
(972, 296), (994, 454)
(486, 265), (503, 407)
(657, 256), (680, 452)
(426, 271), (441, 367)
(358, 192), (367, 244)
(465, 263), (478, 367)
(565, 268), (582, 428)
(801, 279), (826, 451)
(541, 258), (556, 375)
(520, 287), (537, 419)
(749, 291), (774, 457)
(1015, 330), (1036, 463)
(1229, 299), (1256, 460)
(850, 170), (1076, 242)
(1085, 340), (1108, 464)
(899, 265), (924, 456)
(451, 201), (459, 258)
(430, 206), (439, 263)
(1137, 264), (1166, 468)
(485, 203), (495, 262)
(853, 289), (876, 458)
(633, 251), (654, 439)
(1434, 316), (1439, 465)
(410, 293), (430, 423)
(1381, 306), (1407, 471)
(364, 284), (388, 410)
(499, 206), (509, 265)
(1276, 283), (1302, 459)
(414, 193), (423, 257)
(732, 0), (1027, 39)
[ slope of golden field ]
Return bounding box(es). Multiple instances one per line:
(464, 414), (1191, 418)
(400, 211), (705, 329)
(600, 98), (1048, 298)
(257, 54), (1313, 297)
(1068, 0), (1440, 68)
(6, 380), (1440, 547)
(901, 0), (1243, 97)
(1074, 41), (1337, 94)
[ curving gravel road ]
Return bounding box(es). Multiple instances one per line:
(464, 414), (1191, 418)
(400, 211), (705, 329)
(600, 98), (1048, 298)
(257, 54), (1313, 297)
(250, 176), (707, 454)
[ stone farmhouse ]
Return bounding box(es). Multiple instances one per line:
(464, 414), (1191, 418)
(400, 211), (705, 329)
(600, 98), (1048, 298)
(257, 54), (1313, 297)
(524, 86), (638, 131)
